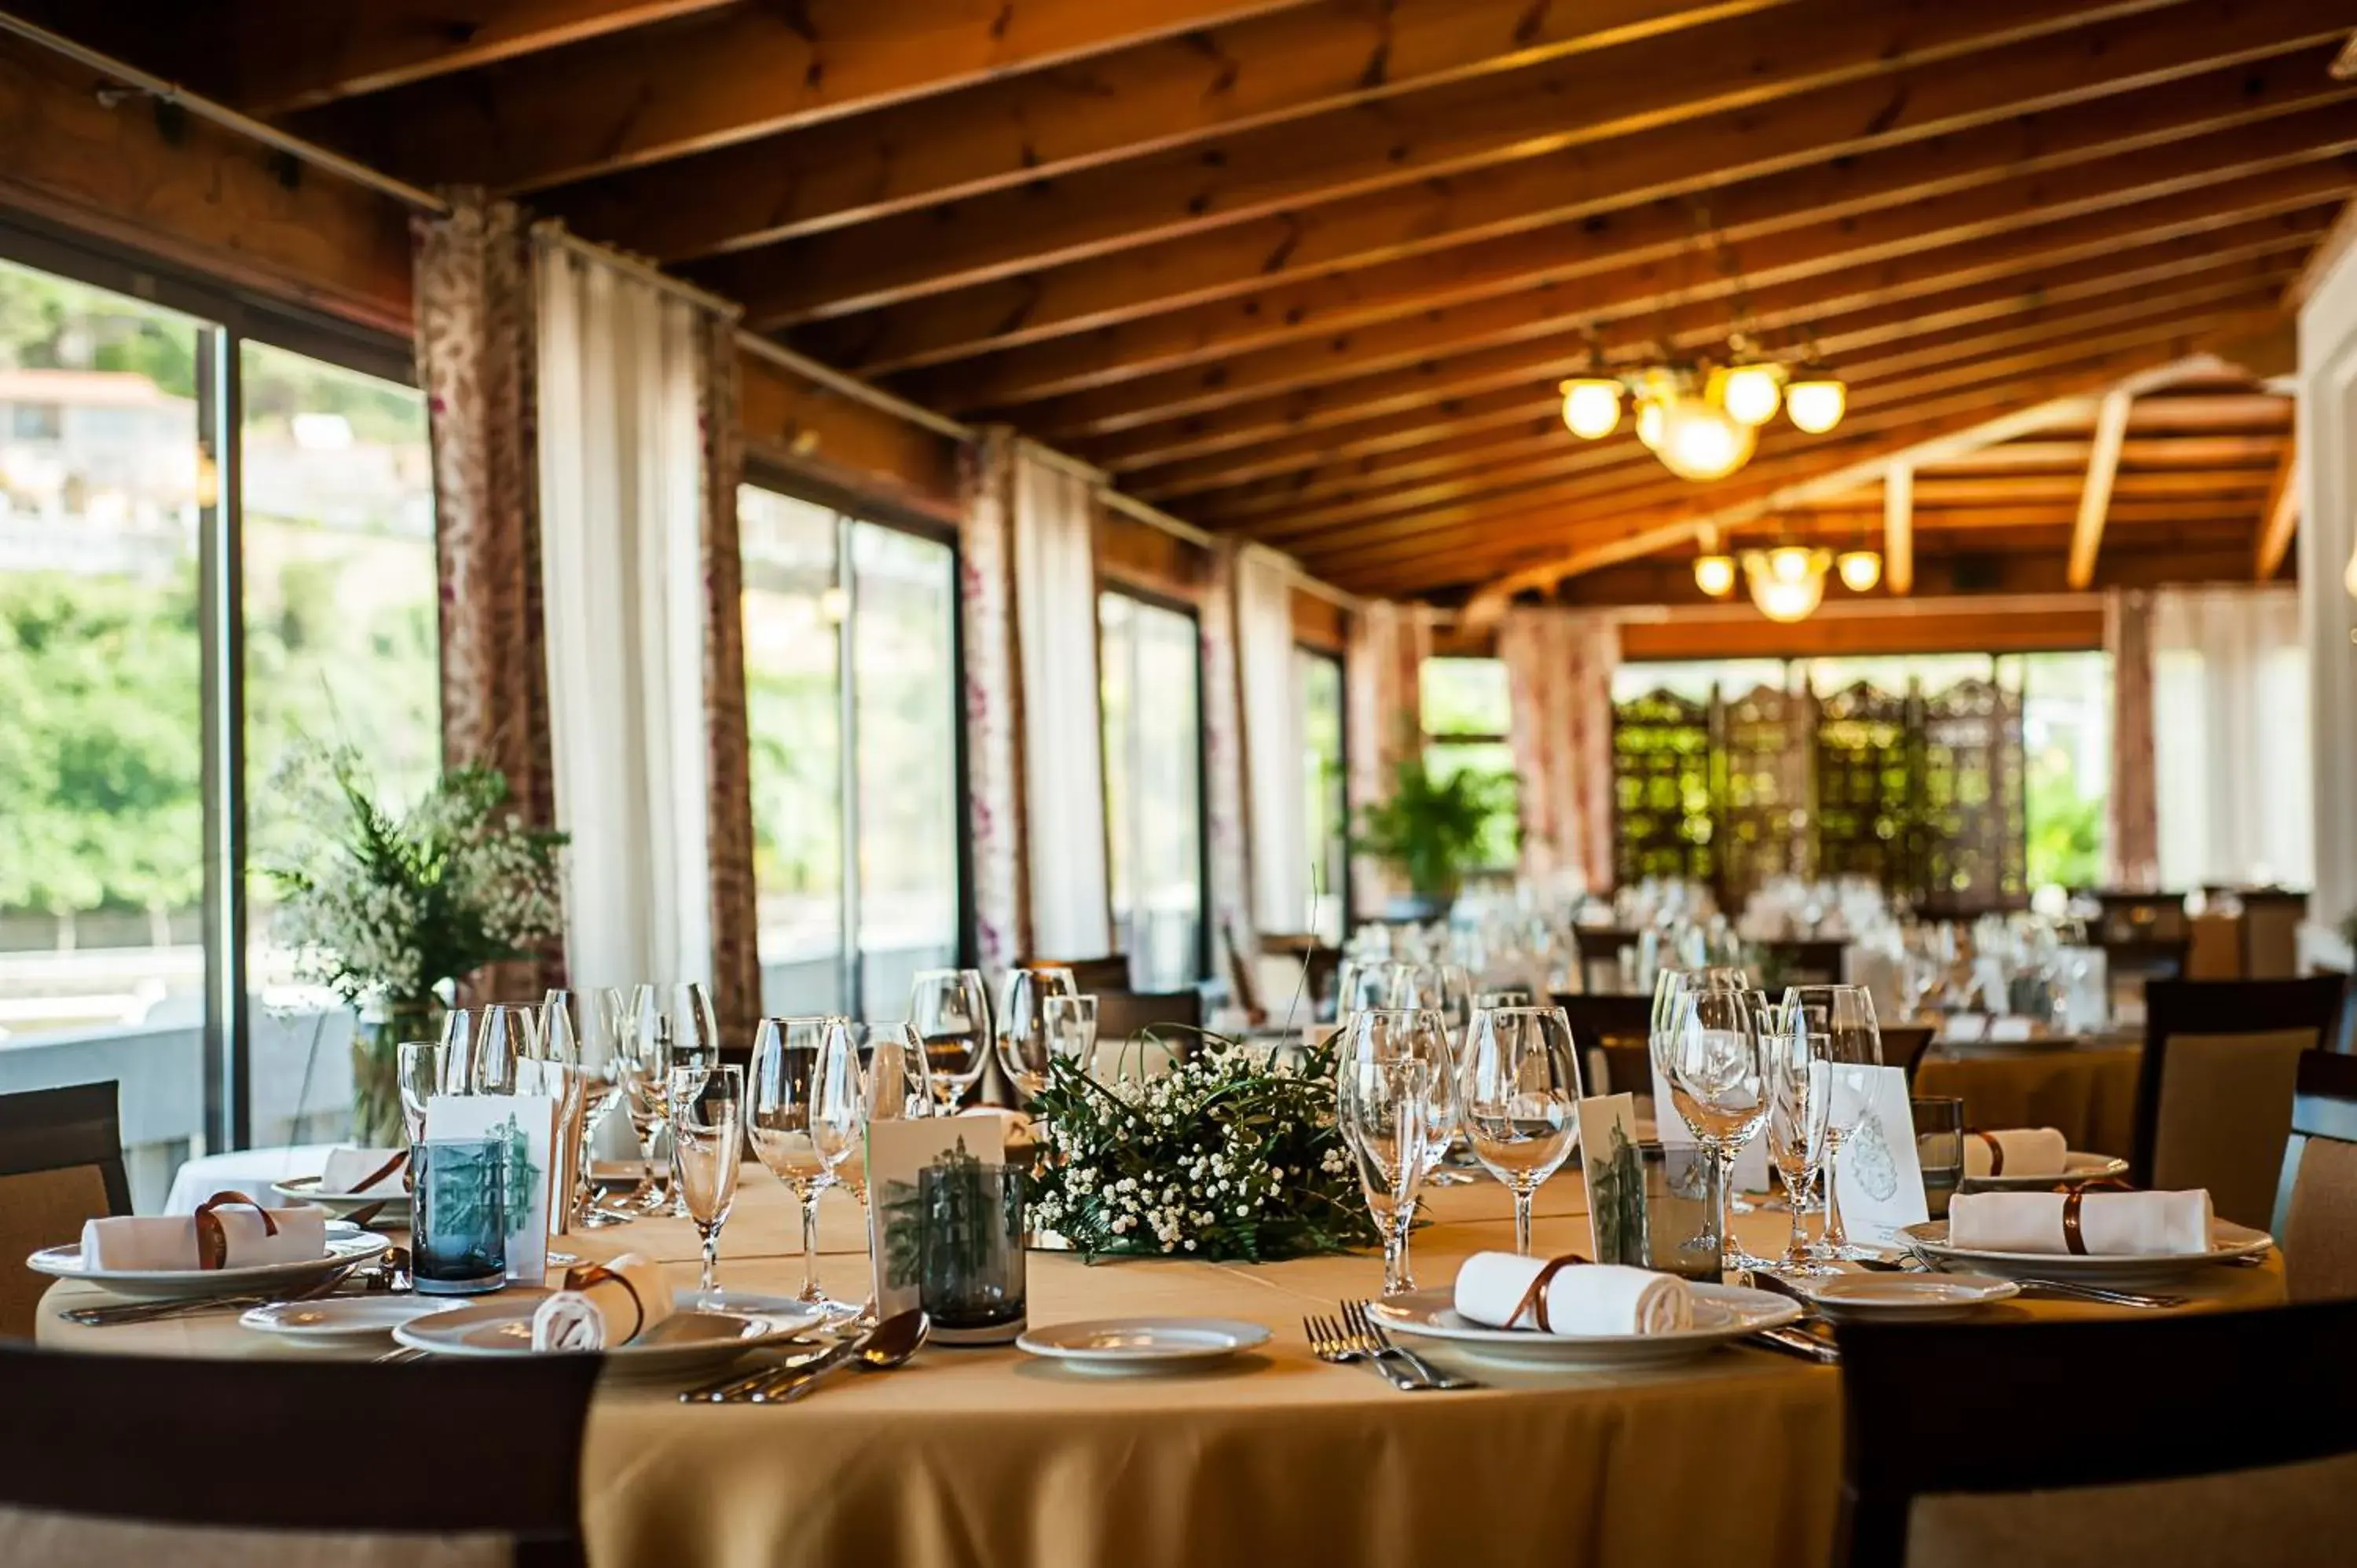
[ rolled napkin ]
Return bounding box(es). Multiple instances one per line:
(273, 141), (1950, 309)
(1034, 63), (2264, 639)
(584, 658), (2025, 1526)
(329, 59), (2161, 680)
(956, 1106), (1034, 1147)
(1948, 1189), (2214, 1256)
(81, 1193), (327, 1271)
(1962, 1127), (2069, 1180)
(531, 1254), (675, 1351)
(319, 1146), (409, 1196)
(1454, 1251), (1695, 1336)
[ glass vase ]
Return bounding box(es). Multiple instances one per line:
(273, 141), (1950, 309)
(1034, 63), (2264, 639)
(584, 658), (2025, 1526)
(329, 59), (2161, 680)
(354, 995), (443, 1147)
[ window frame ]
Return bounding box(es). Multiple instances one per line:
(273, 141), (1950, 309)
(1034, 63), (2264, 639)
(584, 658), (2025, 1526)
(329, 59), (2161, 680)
(1094, 581), (1211, 985)
(1293, 642), (1351, 936)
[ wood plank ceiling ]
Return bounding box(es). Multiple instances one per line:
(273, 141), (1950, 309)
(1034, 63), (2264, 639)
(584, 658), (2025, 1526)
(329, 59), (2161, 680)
(43, 0), (2352, 605)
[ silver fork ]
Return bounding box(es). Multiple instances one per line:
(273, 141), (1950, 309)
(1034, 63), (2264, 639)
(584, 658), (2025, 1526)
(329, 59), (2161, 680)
(1303, 1313), (1424, 1390)
(1341, 1300), (1481, 1390)
(62, 1267), (357, 1328)
(2013, 1278), (2188, 1309)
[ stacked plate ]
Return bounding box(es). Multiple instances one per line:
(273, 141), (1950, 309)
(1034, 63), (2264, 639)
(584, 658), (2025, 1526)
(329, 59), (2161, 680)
(27, 1228), (392, 1302)
(1901, 1218), (2273, 1289)
(1368, 1284), (1798, 1369)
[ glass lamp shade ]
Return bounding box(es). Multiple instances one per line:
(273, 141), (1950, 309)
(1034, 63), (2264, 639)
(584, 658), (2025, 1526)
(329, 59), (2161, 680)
(1836, 550), (1882, 592)
(1693, 554), (1737, 597)
(1635, 395), (1667, 451)
(1742, 547), (1831, 623)
(1560, 377), (1622, 439)
(1786, 377), (1847, 434)
(1717, 364), (1783, 427)
(1655, 394), (1756, 482)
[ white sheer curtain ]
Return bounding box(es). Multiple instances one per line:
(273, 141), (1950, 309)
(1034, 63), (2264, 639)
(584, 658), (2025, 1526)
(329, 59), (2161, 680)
(2150, 584), (2313, 890)
(1235, 545), (1307, 935)
(536, 237), (717, 992)
(1011, 442), (1111, 958)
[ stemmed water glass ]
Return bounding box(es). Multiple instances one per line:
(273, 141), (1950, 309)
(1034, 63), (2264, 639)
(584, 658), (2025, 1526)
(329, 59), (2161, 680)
(1338, 1057), (1431, 1296)
(651, 983), (720, 1217)
(571, 987), (636, 1226)
(467, 1004), (539, 1094)
(747, 1017), (866, 1320)
(668, 1062), (743, 1306)
(1659, 983), (1773, 1271)
(1760, 998), (1834, 1276)
(1398, 962), (1474, 1052)
(1457, 1006), (1582, 1256)
(1342, 1007), (1459, 1222)
(1043, 995), (1098, 1081)
(1786, 984), (1883, 1262)
(910, 968), (992, 1112)
(996, 965), (1077, 1101)
(839, 1020), (931, 1324)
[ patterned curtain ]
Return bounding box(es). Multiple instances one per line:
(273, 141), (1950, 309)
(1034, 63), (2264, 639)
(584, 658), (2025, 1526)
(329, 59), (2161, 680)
(1498, 608), (1620, 898)
(960, 429), (1028, 976)
(412, 189), (563, 1001)
(1344, 600), (1432, 917)
(696, 313), (761, 1045)
(2104, 588), (2160, 889)
(1201, 540), (1256, 994)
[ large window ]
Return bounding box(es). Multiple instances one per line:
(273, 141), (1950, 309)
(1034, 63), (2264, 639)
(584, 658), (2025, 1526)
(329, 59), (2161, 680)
(1099, 591), (1204, 990)
(741, 484), (961, 1017)
(1297, 647), (1347, 940)
(1417, 656), (1519, 869)
(0, 246), (434, 1203)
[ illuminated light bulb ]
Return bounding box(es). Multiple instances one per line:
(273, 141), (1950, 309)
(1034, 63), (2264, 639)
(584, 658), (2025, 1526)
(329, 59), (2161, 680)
(1718, 363), (1783, 427)
(1559, 377), (1622, 439)
(2345, 545), (2357, 600)
(1655, 394), (1757, 482)
(1693, 554), (1737, 597)
(1837, 549), (1882, 592)
(1742, 547), (1831, 623)
(1787, 376), (1848, 434)
(1635, 395), (1666, 451)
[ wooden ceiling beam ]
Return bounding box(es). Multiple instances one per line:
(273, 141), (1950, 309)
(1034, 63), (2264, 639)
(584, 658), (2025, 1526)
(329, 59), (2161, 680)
(2255, 434), (2304, 579)
(288, 0), (1317, 193)
(543, 0), (1798, 263)
(711, 0), (2190, 325)
(2066, 390), (2135, 588)
(1886, 466), (1915, 596)
(1559, 544), (2272, 608)
(775, 16), (2354, 372)
(1923, 436), (2286, 472)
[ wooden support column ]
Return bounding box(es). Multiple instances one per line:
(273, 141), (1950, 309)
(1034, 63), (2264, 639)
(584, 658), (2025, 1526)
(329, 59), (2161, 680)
(1885, 463), (1915, 595)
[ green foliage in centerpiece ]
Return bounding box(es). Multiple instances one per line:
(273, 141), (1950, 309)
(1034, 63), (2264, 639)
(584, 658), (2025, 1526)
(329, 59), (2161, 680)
(1027, 1031), (1382, 1263)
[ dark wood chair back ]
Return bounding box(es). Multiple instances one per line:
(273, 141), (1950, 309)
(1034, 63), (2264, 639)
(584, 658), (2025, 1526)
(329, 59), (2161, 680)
(1221, 921), (1265, 1025)
(1093, 990), (1205, 1078)
(1879, 1024), (1935, 1083)
(1025, 956), (1133, 994)
(1, 1083), (132, 1340)
(1837, 1302), (2357, 1568)
(2274, 1048), (2357, 1302)
(1553, 993), (1655, 1098)
(1765, 937), (1846, 986)
(0, 1345), (599, 1565)
(2092, 891), (2189, 943)
(1256, 934), (1342, 1018)
(2135, 976), (2346, 1229)
(1571, 926), (1640, 992)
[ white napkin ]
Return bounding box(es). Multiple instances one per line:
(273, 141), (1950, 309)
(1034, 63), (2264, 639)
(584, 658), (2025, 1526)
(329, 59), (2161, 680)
(319, 1146), (409, 1196)
(530, 1253), (674, 1350)
(1962, 1127), (2069, 1180)
(957, 1106), (1035, 1145)
(1948, 1189), (2213, 1255)
(1454, 1251), (1695, 1336)
(81, 1204), (328, 1270)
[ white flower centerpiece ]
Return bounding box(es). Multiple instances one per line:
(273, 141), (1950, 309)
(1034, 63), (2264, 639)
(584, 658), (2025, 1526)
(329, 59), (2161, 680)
(1026, 1031), (1381, 1262)
(266, 739), (566, 1144)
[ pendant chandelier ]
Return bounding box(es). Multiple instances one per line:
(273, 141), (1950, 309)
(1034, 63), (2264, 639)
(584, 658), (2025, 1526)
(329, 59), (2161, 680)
(1560, 354), (1847, 482)
(1692, 528), (1882, 623)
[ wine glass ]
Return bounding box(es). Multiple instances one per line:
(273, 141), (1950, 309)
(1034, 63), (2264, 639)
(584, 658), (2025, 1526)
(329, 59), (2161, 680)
(394, 1040), (447, 1147)
(909, 968), (992, 1112)
(610, 984), (671, 1214)
(1398, 962), (1474, 1052)
(1337, 959), (1413, 1020)
(1659, 984), (1772, 1271)
(995, 965), (1077, 1101)
(1043, 995), (1098, 1081)
(1786, 984), (1883, 1262)
(748, 1017), (865, 1320)
(1337, 1057), (1431, 1296)
(1457, 1006), (1582, 1256)
(533, 990), (591, 1240)
(467, 1005), (539, 1095)
(651, 984), (720, 1217)
(1341, 1007), (1459, 1239)
(668, 1062), (743, 1306)
(1761, 997), (1834, 1276)
(569, 987), (632, 1227)
(856, 1020), (935, 1120)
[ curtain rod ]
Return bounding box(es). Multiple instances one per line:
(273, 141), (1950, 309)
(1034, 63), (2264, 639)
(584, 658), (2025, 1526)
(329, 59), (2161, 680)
(533, 221), (745, 321)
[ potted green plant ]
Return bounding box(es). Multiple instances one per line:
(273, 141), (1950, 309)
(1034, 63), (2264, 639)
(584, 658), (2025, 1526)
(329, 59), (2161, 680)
(1353, 755), (1510, 920)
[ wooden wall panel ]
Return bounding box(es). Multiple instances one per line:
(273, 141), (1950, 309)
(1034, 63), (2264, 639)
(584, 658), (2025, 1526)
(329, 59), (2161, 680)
(1095, 507), (1210, 604)
(738, 350), (966, 522)
(1617, 603), (2106, 661)
(1290, 589), (1349, 653)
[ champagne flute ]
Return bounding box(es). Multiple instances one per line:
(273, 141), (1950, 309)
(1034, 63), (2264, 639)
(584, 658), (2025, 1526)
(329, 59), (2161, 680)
(1786, 984), (1883, 1262)
(1761, 998), (1835, 1276)
(1338, 1057), (1431, 1296)
(574, 987), (636, 1226)
(1043, 995), (1098, 1082)
(909, 968), (991, 1112)
(536, 990), (588, 1240)
(995, 965), (1077, 1102)
(611, 984), (670, 1214)
(748, 1017), (865, 1320)
(668, 1063), (743, 1306)
(1457, 1006), (1582, 1256)
(651, 983), (721, 1217)
(1660, 984), (1773, 1271)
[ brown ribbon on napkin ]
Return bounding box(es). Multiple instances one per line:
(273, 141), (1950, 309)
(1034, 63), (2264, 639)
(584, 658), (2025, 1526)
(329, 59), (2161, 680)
(561, 1262), (647, 1342)
(2056, 1178), (2135, 1256)
(1967, 1129), (2005, 1175)
(1506, 1254), (1590, 1333)
(350, 1149), (410, 1193)
(192, 1190), (280, 1272)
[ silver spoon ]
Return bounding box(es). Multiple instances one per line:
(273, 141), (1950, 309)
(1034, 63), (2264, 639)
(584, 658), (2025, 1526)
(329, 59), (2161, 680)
(683, 1310), (926, 1404)
(754, 1309), (930, 1404)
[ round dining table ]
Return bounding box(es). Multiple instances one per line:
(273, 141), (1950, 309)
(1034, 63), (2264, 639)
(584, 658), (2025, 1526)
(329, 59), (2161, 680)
(38, 1164), (2279, 1568)
(1915, 1039), (2144, 1158)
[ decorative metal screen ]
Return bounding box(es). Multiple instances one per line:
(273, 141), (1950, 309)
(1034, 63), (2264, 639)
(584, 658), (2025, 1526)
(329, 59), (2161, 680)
(1611, 687), (1714, 887)
(1717, 681), (1809, 903)
(1915, 676), (2027, 912)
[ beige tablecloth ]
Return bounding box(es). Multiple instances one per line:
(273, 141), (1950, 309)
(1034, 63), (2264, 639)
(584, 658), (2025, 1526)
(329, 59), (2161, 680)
(38, 1163), (2278, 1568)
(1915, 1044), (2143, 1159)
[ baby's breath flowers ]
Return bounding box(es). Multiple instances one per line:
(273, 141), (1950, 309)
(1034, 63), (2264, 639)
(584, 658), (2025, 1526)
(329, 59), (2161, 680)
(1027, 1031), (1380, 1262)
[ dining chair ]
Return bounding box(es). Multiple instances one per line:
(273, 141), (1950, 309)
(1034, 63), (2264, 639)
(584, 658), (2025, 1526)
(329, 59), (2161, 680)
(1837, 1302), (2357, 1567)
(1876, 1024), (1935, 1085)
(1570, 926), (1640, 995)
(1764, 937), (1846, 987)
(2134, 976), (2346, 1229)
(1023, 954), (1132, 994)
(1092, 989), (1204, 1079)
(1552, 993), (1655, 1099)
(0, 1344), (600, 1566)
(2272, 1048), (2357, 1303)
(0, 1083), (133, 1341)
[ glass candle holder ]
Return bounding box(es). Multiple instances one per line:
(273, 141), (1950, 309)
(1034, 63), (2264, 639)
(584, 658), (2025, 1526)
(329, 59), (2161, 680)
(412, 1136), (508, 1295)
(1911, 1096), (1966, 1218)
(918, 1161), (1027, 1345)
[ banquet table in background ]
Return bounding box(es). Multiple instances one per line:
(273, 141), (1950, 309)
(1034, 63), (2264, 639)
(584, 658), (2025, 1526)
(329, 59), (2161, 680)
(1914, 1042), (2143, 1160)
(37, 1171), (2280, 1568)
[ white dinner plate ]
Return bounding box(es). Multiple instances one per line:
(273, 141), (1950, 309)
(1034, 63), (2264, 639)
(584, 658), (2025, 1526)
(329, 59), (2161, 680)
(1959, 1152), (2130, 1192)
(270, 1174), (411, 1221)
(240, 1295), (456, 1343)
(1901, 1218), (2274, 1289)
(1369, 1284), (1800, 1369)
(1800, 1272), (2020, 1322)
(1017, 1317), (1270, 1373)
(391, 1298), (807, 1381)
(27, 1229), (392, 1301)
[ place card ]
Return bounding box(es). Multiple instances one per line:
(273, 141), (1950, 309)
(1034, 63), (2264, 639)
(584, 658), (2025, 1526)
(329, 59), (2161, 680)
(865, 1116), (1008, 1322)
(1988, 1015), (2036, 1043)
(1648, 1055), (1772, 1192)
(1829, 1064), (1930, 1247)
(423, 1091), (558, 1283)
(1575, 1093), (1642, 1264)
